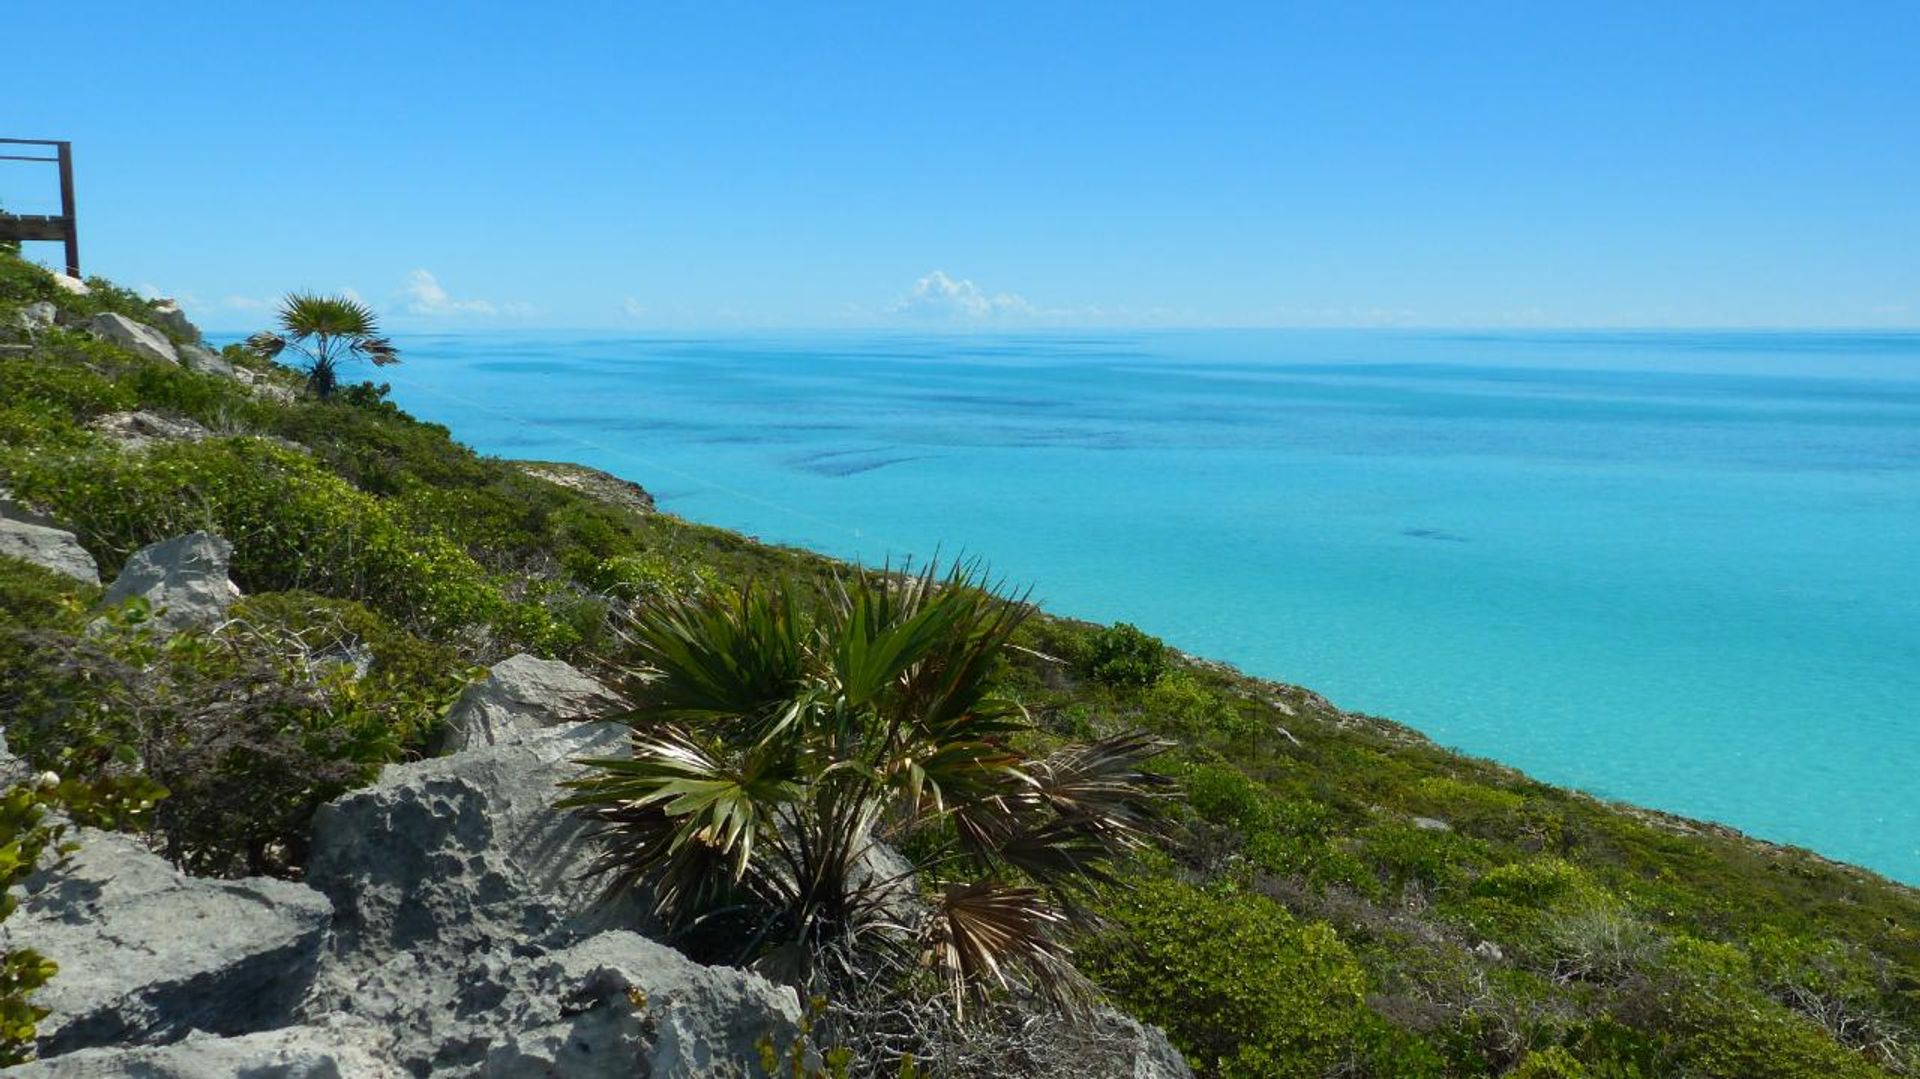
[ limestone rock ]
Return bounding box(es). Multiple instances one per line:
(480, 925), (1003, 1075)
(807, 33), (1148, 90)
(1412, 816), (1452, 832)
(302, 722), (806, 1073)
(514, 460), (657, 515)
(148, 299), (201, 343)
(1083, 1010), (1196, 1079)
(253, 378), (297, 403)
(89, 409), (211, 451)
(18, 300), (57, 333)
(100, 531), (240, 633)
(179, 342), (239, 379)
(87, 312), (178, 365)
(0, 517), (99, 585)
(304, 721), (639, 970)
(48, 273), (89, 296)
(0, 827), (331, 1058)
(8, 1016), (406, 1078)
(313, 929), (801, 1077)
(436, 652), (627, 752)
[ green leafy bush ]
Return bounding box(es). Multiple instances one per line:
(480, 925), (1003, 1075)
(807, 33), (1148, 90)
(1084, 621), (1168, 687)
(2, 437), (530, 636)
(1143, 671), (1262, 740)
(1081, 878), (1367, 1079)
(2, 592), (462, 876)
(1472, 858), (1604, 909)
(1181, 762), (1273, 832)
(0, 781), (67, 1065)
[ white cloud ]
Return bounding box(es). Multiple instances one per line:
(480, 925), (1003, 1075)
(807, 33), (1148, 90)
(891, 270), (1034, 321)
(621, 297), (649, 318)
(221, 295), (271, 311)
(401, 269), (531, 318)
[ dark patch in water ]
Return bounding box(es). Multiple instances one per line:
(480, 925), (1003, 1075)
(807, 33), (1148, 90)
(1403, 527), (1471, 543)
(796, 454), (931, 477)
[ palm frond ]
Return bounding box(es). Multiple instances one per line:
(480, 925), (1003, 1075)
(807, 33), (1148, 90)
(243, 330), (286, 360)
(1022, 731), (1174, 852)
(278, 291), (379, 338)
(350, 335), (402, 366)
(625, 584), (811, 738)
(560, 724), (798, 922)
(923, 881), (1086, 1018)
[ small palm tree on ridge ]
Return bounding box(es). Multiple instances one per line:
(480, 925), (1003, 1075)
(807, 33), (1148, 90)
(245, 292), (398, 400)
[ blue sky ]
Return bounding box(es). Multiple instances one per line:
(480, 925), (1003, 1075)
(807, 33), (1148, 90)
(4, 2), (1917, 330)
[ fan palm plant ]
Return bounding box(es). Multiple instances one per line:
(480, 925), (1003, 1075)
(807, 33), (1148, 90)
(561, 564), (1171, 1014)
(244, 292), (398, 399)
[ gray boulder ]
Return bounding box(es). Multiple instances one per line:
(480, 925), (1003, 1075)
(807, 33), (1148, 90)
(312, 929), (800, 1077)
(101, 531), (240, 633)
(148, 299), (201, 344)
(0, 517), (99, 585)
(179, 342), (238, 379)
(48, 274), (89, 296)
(87, 312), (178, 365)
(89, 409), (211, 451)
(305, 721), (639, 970)
(18, 300), (57, 333)
(302, 722), (805, 1073)
(488, 930), (801, 1078)
(1084, 1010), (1195, 1079)
(436, 652), (627, 752)
(7, 1015), (406, 1078)
(0, 827), (331, 1058)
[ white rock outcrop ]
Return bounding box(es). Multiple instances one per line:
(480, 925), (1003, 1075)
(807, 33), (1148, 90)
(0, 517), (99, 585)
(87, 312), (178, 365)
(100, 531), (240, 633)
(6, 1015), (406, 1078)
(88, 409), (211, 451)
(435, 652), (627, 751)
(0, 828), (332, 1058)
(178, 342), (239, 379)
(18, 301), (57, 333)
(147, 300), (200, 344)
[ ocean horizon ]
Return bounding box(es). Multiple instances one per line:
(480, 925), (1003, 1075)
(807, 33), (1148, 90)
(356, 327), (1920, 884)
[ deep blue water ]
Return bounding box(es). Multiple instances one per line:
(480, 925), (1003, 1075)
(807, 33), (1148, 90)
(372, 329), (1920, 883)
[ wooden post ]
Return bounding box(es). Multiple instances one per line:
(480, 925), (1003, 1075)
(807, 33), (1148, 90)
(0, 138), (80, 278)
(55, 141), (78, 279)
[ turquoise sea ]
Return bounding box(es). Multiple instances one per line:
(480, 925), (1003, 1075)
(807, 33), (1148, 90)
(373, 330), (1920, 884)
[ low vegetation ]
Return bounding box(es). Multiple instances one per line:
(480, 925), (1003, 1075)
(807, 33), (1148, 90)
(3, 250), (1918, 1075)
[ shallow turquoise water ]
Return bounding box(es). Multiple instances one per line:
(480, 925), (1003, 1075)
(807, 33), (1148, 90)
(374, 330), (1920, 883)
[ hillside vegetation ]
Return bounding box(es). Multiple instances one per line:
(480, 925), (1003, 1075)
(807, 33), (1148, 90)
(2, 250), (1916, 1077)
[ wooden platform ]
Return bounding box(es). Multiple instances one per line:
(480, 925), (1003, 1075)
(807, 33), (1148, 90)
(0, 213), (71, 243)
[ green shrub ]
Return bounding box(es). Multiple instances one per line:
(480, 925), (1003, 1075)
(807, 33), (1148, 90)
(1359, 821), (1491, 894)
(1084, 621), (1168, 687)
(1408, 775), (1526, 824)
(1143, 671), (1262, 740)
(2, 593), (462, 876)
(1, 437), (533, 637)
(1342, 1012), (1450, 1078)
(1081, 878), (1367, 1079)
(1663, 985), (1887, 1078)
(1472, 858), (1603, 909)
(0, 781), (67, 1065)
(0, 345), (138, 418)
(0, 554), (92, 630)
(1511, 1046), (1587, 1077)
(1182, 762), (1273, 832)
